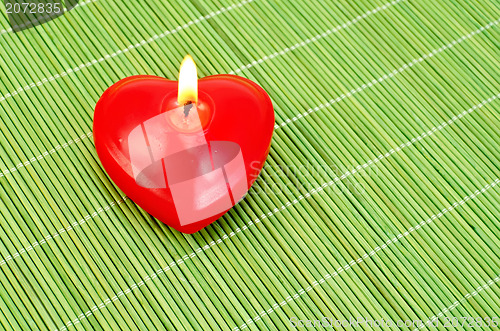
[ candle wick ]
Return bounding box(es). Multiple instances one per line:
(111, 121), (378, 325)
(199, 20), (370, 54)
(183, 101), (194, 117)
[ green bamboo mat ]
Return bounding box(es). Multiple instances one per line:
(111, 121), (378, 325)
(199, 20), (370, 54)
(0, 0), (499, 329)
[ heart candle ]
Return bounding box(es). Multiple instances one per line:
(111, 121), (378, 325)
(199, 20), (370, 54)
(93, 56), (274, 233)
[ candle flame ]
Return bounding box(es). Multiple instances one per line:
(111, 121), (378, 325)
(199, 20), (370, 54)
(177, 55), (198, 105)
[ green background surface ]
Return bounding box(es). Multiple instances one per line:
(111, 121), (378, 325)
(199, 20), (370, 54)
(0, 0), (499, 329)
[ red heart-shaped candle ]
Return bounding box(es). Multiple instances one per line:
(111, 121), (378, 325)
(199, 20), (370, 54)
(93, 74), (274, 233)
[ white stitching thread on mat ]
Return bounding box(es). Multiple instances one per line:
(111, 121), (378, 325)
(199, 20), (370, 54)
(1, 18), (496, 179)
(415, 274), (500, 330)
(0, 0), (99, 35)
(51, 95), (498, 330)
(232, 179), (500, 330)
(0, 196), (127, 266)
(0, 132), (93, 178)
(228, 0), (404, 75)
(272, 18), (500, 129)
(0, 0), (399, 104)
(0, 0), (256, 104)
(1, 92), (496, 268)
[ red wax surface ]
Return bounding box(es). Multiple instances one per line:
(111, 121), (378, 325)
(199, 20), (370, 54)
(94, 75), (274, 233)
